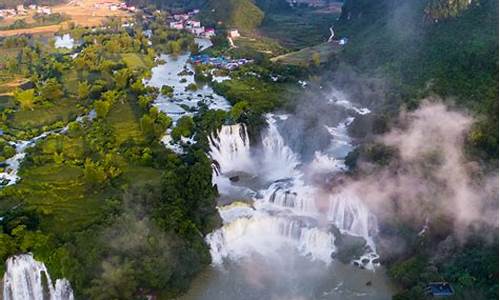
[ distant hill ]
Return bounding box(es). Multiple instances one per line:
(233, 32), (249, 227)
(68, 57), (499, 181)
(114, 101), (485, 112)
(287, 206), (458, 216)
(203, 0), (264, 32)
(337, 0), (498, 159)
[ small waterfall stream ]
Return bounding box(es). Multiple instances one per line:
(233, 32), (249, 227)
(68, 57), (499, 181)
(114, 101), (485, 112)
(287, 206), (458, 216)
(2, 254), (74, 300)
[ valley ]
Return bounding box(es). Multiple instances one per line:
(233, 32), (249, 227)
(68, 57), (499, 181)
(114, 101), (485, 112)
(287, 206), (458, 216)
(0, 0), (498, 299)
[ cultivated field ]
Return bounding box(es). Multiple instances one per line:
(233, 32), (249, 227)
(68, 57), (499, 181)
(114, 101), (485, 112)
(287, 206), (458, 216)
(0, 0), (130, 37)
(271, 42), (341, 65)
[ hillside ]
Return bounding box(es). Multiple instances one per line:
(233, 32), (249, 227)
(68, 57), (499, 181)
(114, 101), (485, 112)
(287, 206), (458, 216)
(336, 1), (498, 299)
(203, 0), (264, 32)
(337, 0), (498, 160)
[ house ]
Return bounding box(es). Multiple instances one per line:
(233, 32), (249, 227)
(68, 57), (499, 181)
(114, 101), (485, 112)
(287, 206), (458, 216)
(425, 282), (454, 297)
(170, 22), (184, 30)
(191, 26), (205, 36)
(228, 29), (240, 39)
(37, 6), (52, 14)
(173, 14), (189, 21)
(189, 20), (201, 28)
(16, 5), (27, 15)
(28, 4), (37, 9)
(204, 28), (215, 38)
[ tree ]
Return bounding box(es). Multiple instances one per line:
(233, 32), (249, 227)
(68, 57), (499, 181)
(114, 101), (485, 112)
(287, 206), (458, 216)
(83, 159), (108, 188)
(14, 88), (36, 110)
(140, 114), (155, 140)
(78, 81), (90, 100)
(161, 85), (174, 97)
(312, 52), (321, 66)
(185, 83), (198, 92)
(171, 116), (194, 141)
(230, 101), (249, 121)
(40, 78), (63, 101)
(114, 68), (131, 89)
(95, 100), (111, 119)
(167, 40), (182, 55)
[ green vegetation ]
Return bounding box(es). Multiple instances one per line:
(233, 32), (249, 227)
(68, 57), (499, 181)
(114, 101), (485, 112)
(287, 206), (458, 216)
(203, 0), (265, 33)
(271, 42), (340, 66)
(337, 1), (498, 298)
(337, 0), (498, 161)
(0, 19), (219, 298)
(260, 8), (339, 49)
(0, 13), (69, 31)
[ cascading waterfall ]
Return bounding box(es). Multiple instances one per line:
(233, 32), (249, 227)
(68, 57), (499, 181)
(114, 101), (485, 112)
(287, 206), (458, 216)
(2, 254), (74, 300)
(209, 124), (252, 175)
(260, 114), (300, 181)
(206, 111), (379, 270)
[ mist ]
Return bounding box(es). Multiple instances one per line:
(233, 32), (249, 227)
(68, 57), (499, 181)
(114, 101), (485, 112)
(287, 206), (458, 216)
(331, 100), (498, 239)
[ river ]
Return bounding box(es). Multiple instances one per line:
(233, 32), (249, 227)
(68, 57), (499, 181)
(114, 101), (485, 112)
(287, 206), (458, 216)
(143, 38), (395, 300)
(1, 37), (394, 300)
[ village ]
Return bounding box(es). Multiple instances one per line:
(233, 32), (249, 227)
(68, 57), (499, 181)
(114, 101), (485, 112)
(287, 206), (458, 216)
(167, 10), (215, 39)
(0, 4), (53, 19)
(190, 54), (253, 70)
(0, 1), (136, 22)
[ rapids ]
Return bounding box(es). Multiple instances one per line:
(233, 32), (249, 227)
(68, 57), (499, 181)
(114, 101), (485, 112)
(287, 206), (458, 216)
(183, 90), (394, 299)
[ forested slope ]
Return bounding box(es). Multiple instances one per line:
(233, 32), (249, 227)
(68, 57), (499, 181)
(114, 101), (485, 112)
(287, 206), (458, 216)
(337, 1), (498, 299)
(337, 0), (498, 161)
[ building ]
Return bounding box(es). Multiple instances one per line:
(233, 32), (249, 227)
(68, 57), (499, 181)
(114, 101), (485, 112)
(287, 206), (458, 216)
(173, 14), (189, 21)
(36, 6), (52, 15)
(425, 282), (454, 297)
(228, 29), (240, 39)
(191, 26), (205, 36)
(16, 5), (27, 15)
(170, 22), (184, 30)
(187, 20), (201, 28)
(204, 28), (215, 38)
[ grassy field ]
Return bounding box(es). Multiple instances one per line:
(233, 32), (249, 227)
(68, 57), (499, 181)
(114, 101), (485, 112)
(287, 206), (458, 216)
(232, 36), (287, 57)
(259, 8), (340, 50)
(7, 97), (81, 130)
(106, 101), (144, 144)
(14, 163), (103, 235)
(271, 41), (342, 66)
(0, 95), (14, 111)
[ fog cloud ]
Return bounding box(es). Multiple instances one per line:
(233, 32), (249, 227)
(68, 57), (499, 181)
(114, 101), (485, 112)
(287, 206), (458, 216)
(342, 100), (498, 236)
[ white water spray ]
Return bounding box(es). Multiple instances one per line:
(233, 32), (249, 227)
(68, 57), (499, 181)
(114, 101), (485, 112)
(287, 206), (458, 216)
(2, 254), (74, 300)
(209, 124), (253, 175)
(207, 111), (379, 269)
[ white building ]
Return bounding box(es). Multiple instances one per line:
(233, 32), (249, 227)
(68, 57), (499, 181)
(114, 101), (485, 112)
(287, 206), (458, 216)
(188, 20), (201, 28)
(191, 26), (205, 36)
(16, 5), (26, 15)
(228, 29), (240, 39)
(170, 22), (184, 30)
(204, 28), (215, 38)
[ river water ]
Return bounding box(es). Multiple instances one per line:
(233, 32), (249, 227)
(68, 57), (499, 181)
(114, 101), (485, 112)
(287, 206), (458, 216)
(1, 38), (394, 300)
(142, 38), (395, 299)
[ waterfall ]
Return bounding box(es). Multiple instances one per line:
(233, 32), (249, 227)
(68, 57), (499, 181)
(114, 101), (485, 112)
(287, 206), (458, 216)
(328, 191), (378, 240)
(206, 111), (379, 270)
(2, 254), (74, 300)
(260, 114), (300, 181)
(260, 179), (318, 215)
(206, 214), (336, 265)
(209, 124), (252, 175)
